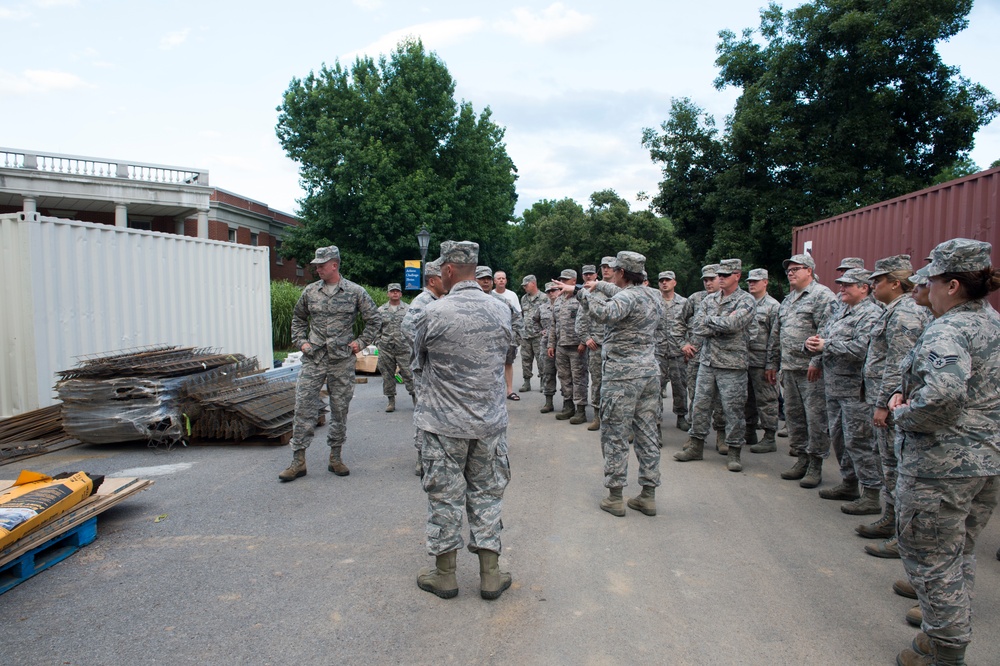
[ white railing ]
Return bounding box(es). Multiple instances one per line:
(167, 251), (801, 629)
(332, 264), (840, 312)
(0, 147), (209, 186)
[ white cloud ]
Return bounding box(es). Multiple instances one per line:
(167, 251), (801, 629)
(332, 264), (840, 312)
(352, 0), (383, 10)
(341, 18), (485, 62)
(34, 0), (79, 6)
(0, 7), (31, 20)
(495, 3), (595, 44)
(160, 28), (191, 51)
(0, 68), (91, 94)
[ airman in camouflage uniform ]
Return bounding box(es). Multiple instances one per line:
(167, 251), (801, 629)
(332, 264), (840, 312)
(414, 241), (514, 601)
(575, 264), (605, 429)
(548, 268), (588, 423)
(280, 245), (382, 482)
(402, 258), (446, 476)
(773, 253), (837, 488)
(519, 275), (546, 392)
(572, 251), (662, 517)
(534, 282), (560, 413)
(745, 269), (781, 453)
(655, 270), (689, 432)
(806, 269), (882, 511)
(675, 259), (757, 472)
(477, 266), (524, 399)
(856, 255), (931, 541)
(681, 264), (719, 409)
(891, 239), (1000, 666)
(375, 283), (415, 413)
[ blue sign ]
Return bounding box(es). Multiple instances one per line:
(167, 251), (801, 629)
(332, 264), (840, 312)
(404, 264), (421, 290)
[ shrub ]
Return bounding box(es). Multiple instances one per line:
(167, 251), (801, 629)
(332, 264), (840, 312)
(271, 280), (303, 350)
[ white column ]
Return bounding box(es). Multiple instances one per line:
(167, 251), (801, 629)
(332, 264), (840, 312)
(22, 197), (36, 214)
(115, 203), (128, 228)
(175, 218), (186, 236)
(197, 208), (209, 238)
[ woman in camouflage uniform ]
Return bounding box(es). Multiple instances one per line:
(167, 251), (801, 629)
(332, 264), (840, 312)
(889, 239), (1000, 666)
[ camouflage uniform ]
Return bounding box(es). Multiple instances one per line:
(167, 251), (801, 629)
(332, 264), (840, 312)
(892, 240), (1000, 655)
(376, 295), (414, 399)
(576, 268), (605, 409)
(864, 258), (931, 508)
(655, 286), (688, 419)
(403, 284), (440, 452)
(688, 265), (757, 449)
(548, 277), (588, 407)
(519, 278), (546, 386)
(774, 267), (837, 458)
(290, 273), (381, 453)
(682, 288), (710, 408)
(746, 282), (780, 435)
(579, 255), (662, 489)
(814, 272), (882, 488)
(414, 247), (513, 556)
(533, 287), (558, 397)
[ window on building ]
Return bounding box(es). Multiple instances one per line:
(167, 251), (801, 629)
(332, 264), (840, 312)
(228, 228), (237, 243)
(250, 233), (259, 246)
(275, 239), (283, 265)
(296, 263), (304, 277)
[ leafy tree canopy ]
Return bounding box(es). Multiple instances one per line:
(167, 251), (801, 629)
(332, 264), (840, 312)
(276, 38), (518, 286)
(511, 190), (698, 294)
(643, 0), (998, 279)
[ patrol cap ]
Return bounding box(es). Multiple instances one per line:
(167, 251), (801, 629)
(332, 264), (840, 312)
(439, 240), (478, 265)
(658, 271), (676, 281)
(837, 257), (865, 271)
(424, 257), (442, 277)
(610, 251), (646, 274)
(582, 264), (597, 275)
(701, 264), (720, 279)
(544, 281), (560, 292)
(521, 274), (537, 286)
(387, 282), (402, 292)
(310, 245), (340, 264)
(747, 268), (768, 281)
(475, 265), (493, 279)
(718, 258), (742, 275)
(600, 256), (616, 268)
(925, 238), (993, 276)
(782, 253), (815, 270)
(557, 268), (577, 281)
(834, 268), (872, 285)
(907, 264), (931, 285)
(869, 254), (913, 280)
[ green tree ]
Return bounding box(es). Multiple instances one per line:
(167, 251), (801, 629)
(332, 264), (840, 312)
(644, 0), (998, 278)
(275, 38), (517, 286)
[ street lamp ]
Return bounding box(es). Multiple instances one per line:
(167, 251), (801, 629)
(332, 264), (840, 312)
(417, 227), (430, 288)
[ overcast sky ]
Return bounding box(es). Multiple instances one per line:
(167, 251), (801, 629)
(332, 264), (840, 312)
(3, 0), (998, 217)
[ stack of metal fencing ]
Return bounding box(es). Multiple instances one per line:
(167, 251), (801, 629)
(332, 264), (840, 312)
(56, 346), (299, 445)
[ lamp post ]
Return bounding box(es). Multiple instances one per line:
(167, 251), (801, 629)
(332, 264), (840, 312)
(417, 227), (430, 288)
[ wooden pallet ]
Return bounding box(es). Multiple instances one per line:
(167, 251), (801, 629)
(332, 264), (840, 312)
(0, 517), (98, 595)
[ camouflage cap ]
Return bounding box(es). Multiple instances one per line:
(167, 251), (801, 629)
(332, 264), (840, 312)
(557, 268), (577, 281)
(611, 251), (646, 274)
(782, 253), (815, 270)
(582, 264), (597, 275)
(600, 256), (616, 267)
(835, 268), (872, 285)
(544, 281), (560, 292)
(658, 271), (676, 281)
(387, 282), (402, 292)
(424, 258), (443, 278)
(476, 265), (493, 279)
(439, 240), (478, 265)
(907, 265), (930, 285)
(310, 245), (340, 264)
(701, 264), (720, 278)
(837, 257), (865, 271)
(747, 268), (768, 281)
(869, 254), (913, 279)
(718, 258), (742, 274)
(521, 274), (537, 286)
(926, 238), (993, 276)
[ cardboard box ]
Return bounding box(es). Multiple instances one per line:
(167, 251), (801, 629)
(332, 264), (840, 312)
(355, 352), (378, 374)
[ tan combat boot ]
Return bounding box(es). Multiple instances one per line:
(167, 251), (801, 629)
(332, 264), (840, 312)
(905, 604), (922, 628)
(555, 399), (574, 420)
(750, 430), (777, 453)
(417, 550), (458, 599)
(893, 578), (917, 599)
(626, 486), (656, 516)
(818, 479), (860, 500)
(781, 452), (809, 480)
(674, 436), (705, 462)
(799, 455), (823, 488)
(278, 449), (306, 482)
(539, 395), (554, 413)
(587, 415), (601, 431)
(727, 445), (743, 472)
(857, 504), (896, 539)
(477, 550), (512, 600)
(328, 446), (350, 476)
(569, 405), (587, 425)
(601, 487), (625, 517)
(716, 430), (728, 455)
(841, 487), (881, 515)
(865, 535), (900, 559)
(385, 396), (395, 413)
